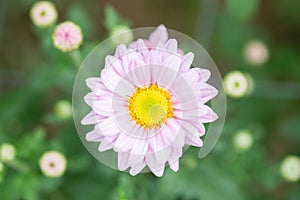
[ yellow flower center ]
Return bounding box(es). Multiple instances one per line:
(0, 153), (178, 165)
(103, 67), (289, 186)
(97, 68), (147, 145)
(128, 84), (174, 129)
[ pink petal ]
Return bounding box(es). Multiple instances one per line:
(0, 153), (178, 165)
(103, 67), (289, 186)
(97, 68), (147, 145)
(145, 153), (165, 177)
(112, 77), (136, 98)
(121, 51), (145, 74)
(179, 52), (194, 72)
(99, 116), (120, 137)
(197, 123), (206, 137)
(114, 112), (145, 139)
(168, 158), (179, 172)
(86, 77), (102, 91)
(101, 66), (136, 98)
(128, 41), (137, 49)
(85, 127), (104, 141)
(105, 55), (125, 76)
(128, 153), (145, 167)
(199, 105), (218, 123)
(170, 129), (185, 148)
(168, 147), (182, 172)
(181, 70), (199, 88)
(98, 139), (113, 152)
(161, 118), (181, 146)
(101, 68), (123, 92)
(163, 54), (182, 72)
(92, 96), (113, 116)
(181, 121), (203, 147)
(169, 76), (198, 109)
(81, 111), (106, 125)
(196, 83), (218, 103)
(154, 147), (171, 164)
(185, 136), (203, 147)
(118, 152), (130, 171)
(148, 24), (168, 47)
(83, 92), (98, 107)
(129, 161), (146, 176)
(130, 65), (151, 87)
(149, 64), (177, 89)
(193, 68), (211, 82)
(148, 49), (163, 65)
(131, 137), (148, 155)
(114, 44), (127, 58)
(149, 132), (165, 153)
(169, 147), (182, 161)
(114, 133), (134, 153)
(135, 39), (149, 57)
(165, 39), (178, 53)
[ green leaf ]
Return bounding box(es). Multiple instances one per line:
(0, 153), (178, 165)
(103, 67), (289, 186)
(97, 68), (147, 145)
(0, 173), (40, 200)
(104, 5), (131, 32)
(17, 127), (46, 160)
(67, 3), (93, 38)
(158, 159), (246, 200)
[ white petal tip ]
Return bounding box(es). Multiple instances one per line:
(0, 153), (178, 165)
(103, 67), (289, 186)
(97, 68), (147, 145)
(85, 130), (103, 142)
(185, 52), (194, 61)
(169, 160), (179, 172)
(98, 140), (113, 152)
(81, 117), (92, 125)
(152, 168), (165, 177)
(157, 24), (167, 29)
(129, 171), (138, 176)
(85, 77), (99, 90)
(186, 137), (203, 147)
(165, 39), (178, 52)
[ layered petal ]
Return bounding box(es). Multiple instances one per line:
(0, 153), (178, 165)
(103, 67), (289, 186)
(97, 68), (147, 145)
(148, 24), (168, 47)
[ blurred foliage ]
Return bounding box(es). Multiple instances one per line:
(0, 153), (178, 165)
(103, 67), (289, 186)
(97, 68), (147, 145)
(0, 0), (299, 200)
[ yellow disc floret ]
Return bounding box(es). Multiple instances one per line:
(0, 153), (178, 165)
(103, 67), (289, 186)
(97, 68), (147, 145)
(128, 84), (174, 128)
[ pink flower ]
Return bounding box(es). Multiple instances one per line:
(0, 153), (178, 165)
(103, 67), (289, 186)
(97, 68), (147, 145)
(82, 25), (218, 176)
(52, 21), (83, 52)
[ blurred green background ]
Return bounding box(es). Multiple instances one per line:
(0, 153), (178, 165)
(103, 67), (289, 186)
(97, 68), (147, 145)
(0, 0), (299, 199)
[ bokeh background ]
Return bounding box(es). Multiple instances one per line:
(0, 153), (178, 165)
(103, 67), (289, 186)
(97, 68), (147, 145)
(0, 0), (299, 199)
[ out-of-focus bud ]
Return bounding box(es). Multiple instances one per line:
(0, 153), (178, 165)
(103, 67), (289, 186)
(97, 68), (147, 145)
(53, 21), (83, 52)
(244, 40), (269, 66)
(54, 100), (72, 119)
(30, 1), (58, 28)
(39, 151), (67, 178)
(233, 129), (253, 152)
(280, 155), (300, 182)
(110, 25), (134, 46)
(224, 71), (254, 98)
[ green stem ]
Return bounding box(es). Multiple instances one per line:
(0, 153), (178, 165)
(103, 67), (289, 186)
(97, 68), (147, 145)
(69, 50), (82, 69)
(5, 159), (30, 173)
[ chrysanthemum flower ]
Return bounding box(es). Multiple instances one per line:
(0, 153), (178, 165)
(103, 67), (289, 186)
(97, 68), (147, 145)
(82, 25), (218, 176)
(280, 155), (300, 182)
(233, 129), (253, 152)
(110, 25), (134, 45)
(39, 151), (67, 178)
(0, 143), (16, 162)
(52, 21), (83, 52)
(244, 40), (269, 66)
(30, 1), (58, 28)
(224, 71), (253, 98)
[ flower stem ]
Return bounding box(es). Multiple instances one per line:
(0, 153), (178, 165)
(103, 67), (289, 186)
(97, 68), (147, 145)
(69, 50), (82, 69)
(5, 159), (30, 173)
